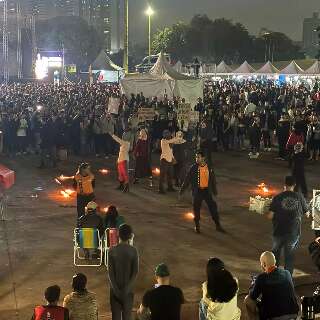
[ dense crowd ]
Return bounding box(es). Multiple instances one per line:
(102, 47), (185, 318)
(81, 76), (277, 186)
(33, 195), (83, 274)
(2, 80), (320, 320)
(0, 81), (320, 165)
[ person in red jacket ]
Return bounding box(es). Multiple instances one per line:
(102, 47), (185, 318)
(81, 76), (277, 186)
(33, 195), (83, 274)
(286, 126), (304, 167)
(31, 285), (69, 320)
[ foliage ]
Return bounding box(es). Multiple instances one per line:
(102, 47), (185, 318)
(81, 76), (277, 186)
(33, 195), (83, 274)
(36, 16), (102, 69)
(152, 15), (303, 63)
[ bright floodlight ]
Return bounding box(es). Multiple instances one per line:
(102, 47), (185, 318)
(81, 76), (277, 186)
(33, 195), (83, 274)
(145, 6), (154, 16)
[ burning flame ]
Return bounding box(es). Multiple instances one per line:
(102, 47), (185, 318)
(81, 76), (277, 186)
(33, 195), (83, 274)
(152, 168), (160, 175)
(99, 169), (109, 175)
(58, 175), (74, 181)
(102, 207), (109, 213)
(258, 183), (269, 194)
(60, 189), (75, 198)
(55, 178), (62, 185)
(185, 212), (195, 219)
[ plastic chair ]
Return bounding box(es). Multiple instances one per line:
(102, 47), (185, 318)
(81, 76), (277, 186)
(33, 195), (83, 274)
(73, 228), (102, 267)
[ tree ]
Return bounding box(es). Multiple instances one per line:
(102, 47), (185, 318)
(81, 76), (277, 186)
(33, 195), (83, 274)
(152, 22), (189, 61)
(36, 16), (102, 70)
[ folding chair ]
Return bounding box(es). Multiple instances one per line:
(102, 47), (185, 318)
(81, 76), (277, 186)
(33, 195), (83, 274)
(104, 228), (135, 268)
(301, 295), (320, 320)
(73, 228), (103, 267)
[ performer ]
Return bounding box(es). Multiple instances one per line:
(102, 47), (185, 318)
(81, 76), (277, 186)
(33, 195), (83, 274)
(73, 162), (95, 219)
(292, 142), (308, 198)
(112, 133), (130, 193)
(133, 129), (152, 186)
(173, 131), (187, 187)
(159, 130), (185, 194)
(180, 150), (226, 234)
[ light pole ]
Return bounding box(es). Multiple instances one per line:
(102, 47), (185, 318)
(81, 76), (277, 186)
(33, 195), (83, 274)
(145, 5), (154, 63)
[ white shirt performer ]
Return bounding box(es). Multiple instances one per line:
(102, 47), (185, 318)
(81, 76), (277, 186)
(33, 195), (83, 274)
(159, 130), (186, 194)
(112, 134), (131, 193)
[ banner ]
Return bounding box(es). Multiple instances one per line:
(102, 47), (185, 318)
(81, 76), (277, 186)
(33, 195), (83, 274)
(108, 97), (120, 115)
(137, 108), (155, 122)
(189, 110), (199, 123)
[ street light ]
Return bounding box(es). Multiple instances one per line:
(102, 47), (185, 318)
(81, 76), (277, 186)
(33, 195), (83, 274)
(145, 5), (154, 63)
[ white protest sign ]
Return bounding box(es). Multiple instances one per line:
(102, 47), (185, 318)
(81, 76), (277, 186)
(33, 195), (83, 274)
(108, 97), (120, 115)
(137, 108), (156, 122)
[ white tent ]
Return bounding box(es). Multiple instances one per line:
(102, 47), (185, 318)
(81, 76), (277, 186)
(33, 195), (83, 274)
(173, 60), (183, 73)
(279, 61), (304, 75)
(92, 51), (125, 83)
(304, 60), (320, 75)
(233, 61), (256, 74)
(120, 52), (203, 106)
(256, 61), (279, 74)
(216, 61), (233, 74)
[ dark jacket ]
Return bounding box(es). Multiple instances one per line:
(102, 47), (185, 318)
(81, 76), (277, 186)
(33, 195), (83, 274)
(181, 163), (217, 196)
(78, 212), (104, 237)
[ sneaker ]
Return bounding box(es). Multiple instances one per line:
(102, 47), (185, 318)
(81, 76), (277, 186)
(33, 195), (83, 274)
(122, 184), (129, 193)
(268, 148), (272, 152)
(194, 225), (201, 234)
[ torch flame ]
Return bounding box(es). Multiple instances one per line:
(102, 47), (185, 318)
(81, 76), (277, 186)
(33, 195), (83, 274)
(64, 189), (75, 196)
(153, 168), (160, 175)
(55, 178), (62, 185)
(262, 187), (269, 193)
(185, 212), (195, 219)
(99, 169), (109, 175)
(58, 175), (75, 181)
(60, 190), (70, 198)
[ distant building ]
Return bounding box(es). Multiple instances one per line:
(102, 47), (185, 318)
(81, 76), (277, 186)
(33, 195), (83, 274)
(302, 12), (320, 58)
(53, 0), (80, 17)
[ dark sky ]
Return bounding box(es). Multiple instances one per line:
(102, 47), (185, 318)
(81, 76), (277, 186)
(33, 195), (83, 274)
(130, 0), (319, 44)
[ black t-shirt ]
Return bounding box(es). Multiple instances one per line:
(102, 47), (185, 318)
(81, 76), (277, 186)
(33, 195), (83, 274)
(142, 285), (184, 320)
(269, 191), (308, 237)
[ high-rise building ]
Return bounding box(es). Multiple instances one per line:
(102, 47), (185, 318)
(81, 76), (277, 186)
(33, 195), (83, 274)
(110, 0), (124, 53)
(53, 0), (80, 17)
(23, 0), (51, 20)
(302, 12), (320, 58)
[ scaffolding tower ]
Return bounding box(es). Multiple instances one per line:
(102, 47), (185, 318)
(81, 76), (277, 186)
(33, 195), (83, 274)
(2, 0), (9, 83)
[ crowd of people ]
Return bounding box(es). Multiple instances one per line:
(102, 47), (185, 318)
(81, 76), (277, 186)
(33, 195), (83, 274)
(1, 79), (320, 320)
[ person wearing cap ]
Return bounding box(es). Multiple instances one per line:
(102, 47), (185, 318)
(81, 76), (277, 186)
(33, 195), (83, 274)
(159, 130), (186, 194)
(73, 162), (95, 219)
(108, 224), (139, 320)
(111, 133), (131, 193)
(172, 131), (187, 188)
(137, 263), (184, 320)
(63, 273), (98, 320)
(180, 150), (226, 234)
(292, 142), (308, 198)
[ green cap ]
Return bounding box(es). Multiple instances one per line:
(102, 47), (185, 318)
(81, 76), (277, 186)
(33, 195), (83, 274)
(155, 263), (170, 277)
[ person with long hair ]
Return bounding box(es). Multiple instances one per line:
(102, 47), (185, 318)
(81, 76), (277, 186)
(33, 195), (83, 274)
(104, 205), (125, 230)
(133, 129), (152, 186)
(199, 257), (241, 320)
(63, 273), (98, 320)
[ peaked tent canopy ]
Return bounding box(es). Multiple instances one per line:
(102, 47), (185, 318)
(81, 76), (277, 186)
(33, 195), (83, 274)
(91, 50), (124, 83)
(216, 61), (233, 74)
(304, 60), (320, 75)
(149, 52), (191, 80)
(120, 52), (203, 107)
(279, 61), (304, 75)
(233, 61), (256, 74)
(256, 61), (280, 74)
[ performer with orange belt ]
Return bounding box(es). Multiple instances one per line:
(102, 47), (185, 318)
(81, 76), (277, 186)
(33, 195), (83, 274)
(73, 162), (95, 219)
(180, 150), (226, 234)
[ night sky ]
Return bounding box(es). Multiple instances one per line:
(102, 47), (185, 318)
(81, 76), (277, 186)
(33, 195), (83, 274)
(130, 0), (320, 44)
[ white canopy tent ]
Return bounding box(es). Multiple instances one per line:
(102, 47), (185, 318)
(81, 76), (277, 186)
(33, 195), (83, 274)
(233, 61), (256, 74)
(279, 61), (304, 75)
(256, 61), (280, 74)
(216, 61), (233, 74)
(120, 52), (203, 106)
(304, 60), (320, 75)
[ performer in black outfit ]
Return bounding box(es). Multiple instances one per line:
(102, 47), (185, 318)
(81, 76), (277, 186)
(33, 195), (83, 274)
(180, 150), (226, 234)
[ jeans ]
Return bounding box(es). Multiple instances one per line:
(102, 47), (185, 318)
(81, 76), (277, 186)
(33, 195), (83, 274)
(272, 234), (300, 275)
(199, 300), (208, 320)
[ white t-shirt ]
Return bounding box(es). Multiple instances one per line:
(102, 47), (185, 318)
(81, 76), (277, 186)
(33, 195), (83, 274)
(112, 134), (130, 163)
(160, 137), (185, 162)
(17, 119), (28, 137)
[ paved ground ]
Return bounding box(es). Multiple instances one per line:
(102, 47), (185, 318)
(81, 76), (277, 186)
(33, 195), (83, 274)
(0, 150), (320, 320)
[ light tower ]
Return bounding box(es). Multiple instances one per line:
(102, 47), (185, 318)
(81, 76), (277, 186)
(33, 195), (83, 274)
(2, 0), (9, 83)
(17, 0), (22, 79)
(123, 0), (128, 73)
